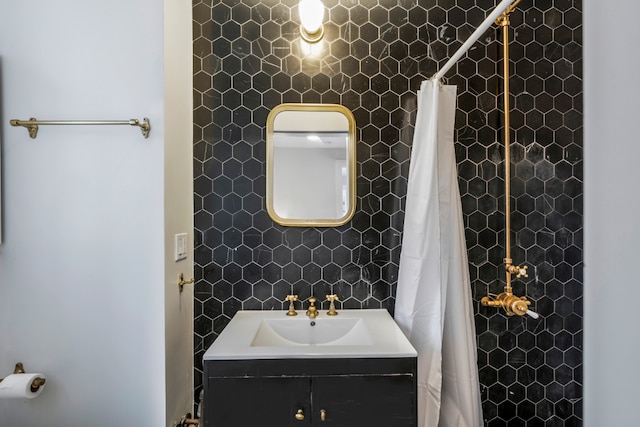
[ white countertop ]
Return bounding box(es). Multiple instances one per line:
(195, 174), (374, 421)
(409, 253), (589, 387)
(203, 309), (417, 360)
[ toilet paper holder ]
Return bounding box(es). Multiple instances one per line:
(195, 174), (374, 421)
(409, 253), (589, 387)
(0, 362), (46, 393)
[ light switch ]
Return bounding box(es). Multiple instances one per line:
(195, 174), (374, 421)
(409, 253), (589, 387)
(174, 233), (188, 261)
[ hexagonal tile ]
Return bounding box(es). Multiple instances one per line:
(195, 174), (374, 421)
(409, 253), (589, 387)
(193, 2), (583, 423)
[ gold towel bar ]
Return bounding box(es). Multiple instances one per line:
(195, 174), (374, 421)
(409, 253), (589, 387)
(10, 117), (151, 139)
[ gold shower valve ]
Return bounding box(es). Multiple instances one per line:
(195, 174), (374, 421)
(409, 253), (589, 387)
(505, 294), (531, 317)
(481, 293), (532, 317)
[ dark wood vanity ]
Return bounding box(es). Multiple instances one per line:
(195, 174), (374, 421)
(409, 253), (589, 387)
(203, 357), (417, 427)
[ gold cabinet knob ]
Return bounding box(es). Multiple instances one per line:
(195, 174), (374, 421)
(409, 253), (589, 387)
(295, 409), (305, 421)
(320, 409), (327, 421)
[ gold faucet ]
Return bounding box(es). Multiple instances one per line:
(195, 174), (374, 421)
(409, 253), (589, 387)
(326, 294), (339, 316)
(285, 294), (299, 316)
(481, 258), (538, 318)
(306, 297), (318, 319)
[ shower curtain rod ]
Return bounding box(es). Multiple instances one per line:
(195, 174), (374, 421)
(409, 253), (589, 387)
(431, 0), (519, 81)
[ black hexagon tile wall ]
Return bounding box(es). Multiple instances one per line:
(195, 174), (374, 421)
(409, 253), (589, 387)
(193, 0), (582, 424)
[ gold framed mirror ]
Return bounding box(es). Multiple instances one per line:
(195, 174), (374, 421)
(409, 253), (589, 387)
(266, 103), (357, 227)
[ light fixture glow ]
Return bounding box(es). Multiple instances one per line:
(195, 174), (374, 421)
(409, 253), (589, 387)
(299, 0), (325, 43)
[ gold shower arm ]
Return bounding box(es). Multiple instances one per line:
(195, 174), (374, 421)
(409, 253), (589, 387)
(507, 0), (523, 13)
(497, 0), (522, 24)
(432, 0), (524, 80)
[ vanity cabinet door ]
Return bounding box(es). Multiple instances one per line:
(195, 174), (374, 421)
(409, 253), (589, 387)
(311, 375), (416, 427)
(206, 376), (311, 427)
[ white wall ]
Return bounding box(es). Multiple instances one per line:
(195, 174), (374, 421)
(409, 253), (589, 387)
(164, 0), (195, 423)
(584, 1), (640, 425)
(0, 1), (192, 426)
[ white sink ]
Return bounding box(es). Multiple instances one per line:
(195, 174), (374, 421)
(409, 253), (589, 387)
(251, 317), (373, 346)
(204, 309), (417, 360)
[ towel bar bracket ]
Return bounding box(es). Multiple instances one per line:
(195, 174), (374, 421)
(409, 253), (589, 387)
(10, 117), (40, 138)
(9, 117), (151, 139)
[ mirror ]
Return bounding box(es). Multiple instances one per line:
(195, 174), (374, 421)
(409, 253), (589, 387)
(266, 104), (356, 227)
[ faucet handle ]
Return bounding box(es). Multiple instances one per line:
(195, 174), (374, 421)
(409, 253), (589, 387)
(326, 294), (339, 316)
(516, 265), (529, 278)
(285, 294), (299, 316)
(285, 294), (298, 303)
(506, 263), (529, 279)
(509, 296), (531, 316)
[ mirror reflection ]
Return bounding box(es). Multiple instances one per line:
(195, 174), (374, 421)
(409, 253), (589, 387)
(266, 104), (356, 227)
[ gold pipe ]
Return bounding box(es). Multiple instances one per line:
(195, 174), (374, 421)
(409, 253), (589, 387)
(498, 12), (513, 296)
(481, 1), (536, 319)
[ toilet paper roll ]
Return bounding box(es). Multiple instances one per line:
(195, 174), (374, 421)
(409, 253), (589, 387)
(0, 373), (46, 399)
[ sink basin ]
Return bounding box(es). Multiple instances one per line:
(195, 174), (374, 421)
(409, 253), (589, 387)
(251, 317), (373, 346)
(204, 309), (417, 360)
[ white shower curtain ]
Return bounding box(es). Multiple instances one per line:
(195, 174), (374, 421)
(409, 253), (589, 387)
(395, 80), (483, 427)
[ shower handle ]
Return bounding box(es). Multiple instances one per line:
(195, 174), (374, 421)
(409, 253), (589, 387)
(507, 263), (528, 279)
(481, 293), (534, 317)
